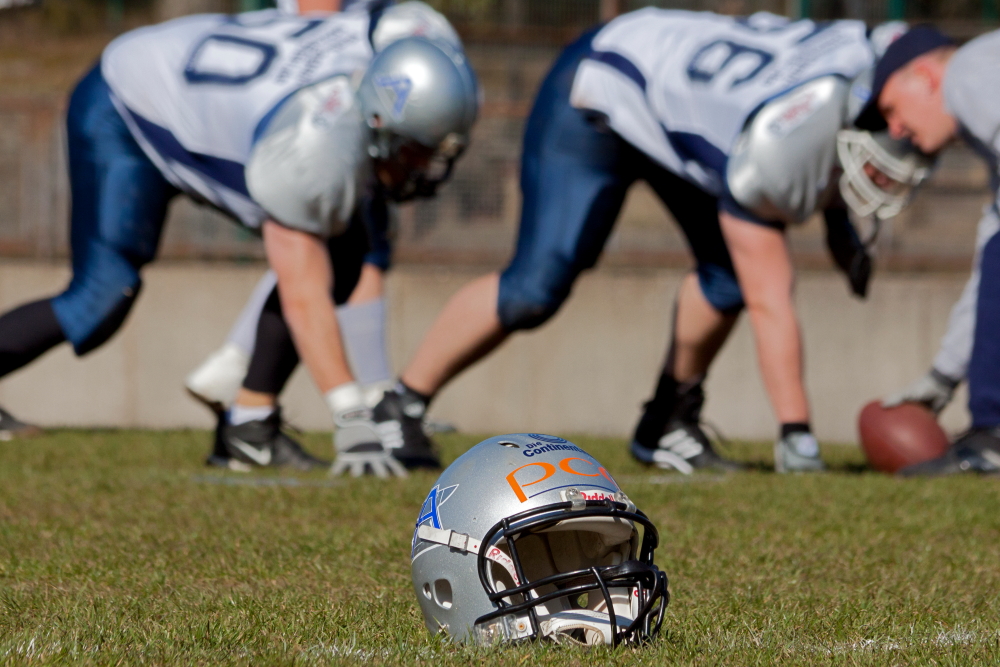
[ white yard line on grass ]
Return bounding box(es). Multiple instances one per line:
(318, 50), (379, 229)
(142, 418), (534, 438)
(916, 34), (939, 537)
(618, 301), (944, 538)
(802, 629), (980, 655)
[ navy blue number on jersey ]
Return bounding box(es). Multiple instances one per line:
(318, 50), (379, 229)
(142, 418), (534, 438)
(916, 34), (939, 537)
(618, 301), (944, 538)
(184, 18), (328, 86)
(685, 20), (835, 88)
(686, 40), (773, 87)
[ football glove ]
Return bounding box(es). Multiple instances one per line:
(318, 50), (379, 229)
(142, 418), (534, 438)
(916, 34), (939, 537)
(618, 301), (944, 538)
(327, 384), (408, 478)
(331, 405), (408, 478)
(883, 368), (960, 414)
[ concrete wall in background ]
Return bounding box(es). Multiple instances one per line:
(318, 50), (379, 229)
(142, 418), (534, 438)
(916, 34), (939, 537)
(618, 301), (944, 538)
(0, 261), (971, 444)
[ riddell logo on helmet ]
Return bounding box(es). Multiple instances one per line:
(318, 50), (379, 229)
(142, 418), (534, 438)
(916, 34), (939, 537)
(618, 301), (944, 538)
(506, 457), (619, 503)
(578, 490), (616, 501)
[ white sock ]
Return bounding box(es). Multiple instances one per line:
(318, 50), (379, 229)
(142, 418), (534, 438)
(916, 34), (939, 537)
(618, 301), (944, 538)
(336, 298), (392, 386)
(228, 403), (275, 425)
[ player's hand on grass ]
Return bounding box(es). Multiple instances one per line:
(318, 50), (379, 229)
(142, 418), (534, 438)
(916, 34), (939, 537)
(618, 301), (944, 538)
(883, 368), (960, 414)
(330, 406), (408, 478)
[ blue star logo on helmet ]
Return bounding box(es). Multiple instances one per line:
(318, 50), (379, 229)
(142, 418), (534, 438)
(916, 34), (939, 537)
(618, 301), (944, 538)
(411, 484), (458, 558)
(374, 74), (413, 120)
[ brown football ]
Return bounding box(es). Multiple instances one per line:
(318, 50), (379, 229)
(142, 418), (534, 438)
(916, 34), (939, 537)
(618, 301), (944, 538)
(858, 401), (950, 473)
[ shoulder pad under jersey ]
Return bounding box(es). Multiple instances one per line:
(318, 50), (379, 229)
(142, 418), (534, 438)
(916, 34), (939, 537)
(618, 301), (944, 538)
(726, 76), (849, 225)
(246, 76), (369, 237)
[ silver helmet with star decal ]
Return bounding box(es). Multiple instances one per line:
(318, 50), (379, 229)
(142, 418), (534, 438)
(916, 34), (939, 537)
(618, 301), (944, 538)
(410, 433), (668, 646)
(357, 34), (479, 201)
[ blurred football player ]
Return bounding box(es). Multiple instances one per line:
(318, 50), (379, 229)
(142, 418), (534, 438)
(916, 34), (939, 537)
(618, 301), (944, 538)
(852, 26), (1000, 475)
(184, 0), (400, 468)
(0, 2), (478, 476)
(367, 10), (931, 473)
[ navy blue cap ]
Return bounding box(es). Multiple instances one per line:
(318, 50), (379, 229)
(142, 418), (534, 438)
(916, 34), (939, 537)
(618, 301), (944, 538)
(854, 25), (955, 131)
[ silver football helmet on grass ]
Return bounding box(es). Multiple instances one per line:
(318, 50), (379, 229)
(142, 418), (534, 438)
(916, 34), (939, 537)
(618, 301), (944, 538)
(411, 434), (668, 646)
(357, 36), (479, 201)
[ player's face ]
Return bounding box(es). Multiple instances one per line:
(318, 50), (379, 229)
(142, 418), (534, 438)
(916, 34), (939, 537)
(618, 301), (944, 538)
(878, 69), (957, 154)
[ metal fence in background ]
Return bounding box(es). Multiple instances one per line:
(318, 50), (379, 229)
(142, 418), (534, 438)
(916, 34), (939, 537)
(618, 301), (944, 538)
(0, 0), (996, 269)
(399, 1), (997, 270)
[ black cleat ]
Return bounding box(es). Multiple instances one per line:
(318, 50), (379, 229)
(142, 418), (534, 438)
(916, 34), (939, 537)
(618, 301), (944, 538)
(204, 412), (252, 472)
(222, 408), (329, 471)
(630, 378), (744, 474)
(0, 405), (42, 441)
(372, 388), (441, 470)
(898, 428), (1000, 477)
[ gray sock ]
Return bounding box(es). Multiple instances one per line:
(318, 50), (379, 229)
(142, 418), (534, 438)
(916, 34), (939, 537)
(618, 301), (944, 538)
(336, 298), (392, 385)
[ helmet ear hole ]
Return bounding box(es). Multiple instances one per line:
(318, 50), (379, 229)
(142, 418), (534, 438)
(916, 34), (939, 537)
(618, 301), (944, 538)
(422, 582), (433, 600)
(433, 579), (453, 609)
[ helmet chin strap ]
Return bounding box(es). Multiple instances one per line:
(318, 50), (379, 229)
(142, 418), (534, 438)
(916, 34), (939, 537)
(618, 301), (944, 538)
(538, 609), (631, 645)
(861, 214), (882, 250)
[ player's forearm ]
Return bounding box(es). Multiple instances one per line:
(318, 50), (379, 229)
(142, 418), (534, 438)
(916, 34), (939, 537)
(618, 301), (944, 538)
(931, 208), (999, 381)
(719, 211), (810, 424)
(263, 221), (353, 393)
(932, 274), (976, 382)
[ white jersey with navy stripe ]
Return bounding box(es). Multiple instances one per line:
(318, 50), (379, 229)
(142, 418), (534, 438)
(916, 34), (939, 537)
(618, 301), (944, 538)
(101, 10), (374, 229)
(570, 9), (873, 196)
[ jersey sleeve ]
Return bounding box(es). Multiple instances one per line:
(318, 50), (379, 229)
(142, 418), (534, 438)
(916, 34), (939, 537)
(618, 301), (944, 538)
(246, 76), (369, 238)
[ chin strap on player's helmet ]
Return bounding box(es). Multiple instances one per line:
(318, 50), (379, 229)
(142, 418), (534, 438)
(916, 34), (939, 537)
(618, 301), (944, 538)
(357, 36), (479, 202)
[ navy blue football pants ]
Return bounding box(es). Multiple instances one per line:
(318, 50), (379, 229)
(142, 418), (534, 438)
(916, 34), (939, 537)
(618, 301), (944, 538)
(970, 230), (1000, 428)
(496, 28), (743, 331)
(36, 65), (378, 358)
(52, 65), (177, 353)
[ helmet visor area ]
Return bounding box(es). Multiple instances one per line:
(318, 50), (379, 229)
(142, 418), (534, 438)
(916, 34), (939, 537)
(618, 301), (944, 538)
(371, 130), (464, 202)
(473, 500), (669, 647)
(836, 129), (934, 220)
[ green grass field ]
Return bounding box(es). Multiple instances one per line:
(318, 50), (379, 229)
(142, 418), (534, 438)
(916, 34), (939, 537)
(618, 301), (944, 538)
(2, 430), (1000, 665)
